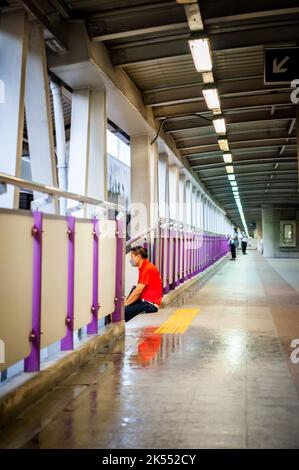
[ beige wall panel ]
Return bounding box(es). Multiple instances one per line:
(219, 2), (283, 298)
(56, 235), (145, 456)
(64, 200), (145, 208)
(0, 212), (33, 371)
(98, 220), (116, 318)
(73, 220), (93, 330)
(41, 217), (68, 348)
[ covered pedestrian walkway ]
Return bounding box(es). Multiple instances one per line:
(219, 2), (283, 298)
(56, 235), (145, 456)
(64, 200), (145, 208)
(1, 252), (299, 449)
(1, 0), (299, 453)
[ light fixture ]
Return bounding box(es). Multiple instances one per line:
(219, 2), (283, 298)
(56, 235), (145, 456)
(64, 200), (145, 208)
(188, 37), (213, 72)
(218, 136), (229, 151)
(223, 152), (232, 163)
(274, 163), (279, 169)
(202, 72), (214, 84)
(226, 165), (234, 174)
(213, 116), (226, 134)
(232, 187), (239, 192)
(228, 174), (235, 181)
(202, 85), (221, 111)
(230, 181), (237, 187)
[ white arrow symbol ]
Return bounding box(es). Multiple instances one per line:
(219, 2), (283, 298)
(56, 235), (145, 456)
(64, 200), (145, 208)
(273, 56), (290, 73)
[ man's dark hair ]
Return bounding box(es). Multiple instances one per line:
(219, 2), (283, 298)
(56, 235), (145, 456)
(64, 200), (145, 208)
(131, 245), (148, 259)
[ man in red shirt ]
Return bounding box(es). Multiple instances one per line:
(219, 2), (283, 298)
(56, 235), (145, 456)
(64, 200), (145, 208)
(125, 245), (163, 322)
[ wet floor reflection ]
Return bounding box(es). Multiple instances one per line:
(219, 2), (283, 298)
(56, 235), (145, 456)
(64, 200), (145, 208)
(129, 327), (182, 367)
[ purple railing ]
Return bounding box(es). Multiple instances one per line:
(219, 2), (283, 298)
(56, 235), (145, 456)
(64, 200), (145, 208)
(156, 218), (229, 295)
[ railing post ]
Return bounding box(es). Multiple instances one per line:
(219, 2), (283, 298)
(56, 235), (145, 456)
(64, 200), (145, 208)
(61, 216), (75, 350)
(164, 222), (170, 294)
(24, 211), (43, 372)
(87, 218), (99, 334)
(171, 226), (176, 290)
(112, 216), (125, 323)
(176, 227), (181, 287)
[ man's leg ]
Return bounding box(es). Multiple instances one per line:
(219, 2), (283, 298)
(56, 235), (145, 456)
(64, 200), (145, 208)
(125, 300), (146, 322)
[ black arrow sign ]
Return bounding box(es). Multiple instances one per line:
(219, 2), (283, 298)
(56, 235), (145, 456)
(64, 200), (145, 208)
(264, 47), (299, 85)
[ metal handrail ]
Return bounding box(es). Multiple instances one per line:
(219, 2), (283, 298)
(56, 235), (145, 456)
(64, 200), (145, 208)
(125, 225), (155, 247)
(0, 172), (125, 212)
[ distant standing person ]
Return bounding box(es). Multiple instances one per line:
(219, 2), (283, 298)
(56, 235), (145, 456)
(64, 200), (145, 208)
(241, 231), (248, 255)
(229, 227), (239, 261)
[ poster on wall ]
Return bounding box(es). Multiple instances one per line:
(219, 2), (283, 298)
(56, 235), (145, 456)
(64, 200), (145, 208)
(280, 220), (296, 247)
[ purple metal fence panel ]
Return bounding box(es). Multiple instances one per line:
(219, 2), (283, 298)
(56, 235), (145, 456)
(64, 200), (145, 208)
(61, 216), (75, 351)
(24, 211), (43, 372)
(181, 230), (186, 283)
(164, 225), (170, 294)
(87, 218), (99, 334)
(176, 229), (181, 287)
(112, 218), (125, 323)
(171, 227), (176, 290)
(160, 225), (165, 288)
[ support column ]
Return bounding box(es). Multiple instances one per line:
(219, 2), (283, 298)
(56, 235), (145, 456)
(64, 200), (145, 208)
(25, 22), (58, 214)
(261, 206), (276, 257)
(168, 165), (179, 289)
(158, 154), (170, 220)
(185, 181), (192, 226)
(297, 105), (299, 191)
(50, 81), (67, 215)
(67, 88), (107, 216)
(196, 191), (201, 229)
(179, 175), (187, 224)
(169, 165), (180, 221)
(0, 9), (28, 208)
(192, 188), (197, 228)
(131, 136), (158, 234)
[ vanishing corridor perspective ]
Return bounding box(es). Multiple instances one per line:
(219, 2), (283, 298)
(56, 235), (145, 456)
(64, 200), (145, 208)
(0, 0), (299, 451)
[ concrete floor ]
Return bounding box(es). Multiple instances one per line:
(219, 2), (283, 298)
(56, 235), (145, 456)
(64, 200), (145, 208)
(1, 251), (299, 449)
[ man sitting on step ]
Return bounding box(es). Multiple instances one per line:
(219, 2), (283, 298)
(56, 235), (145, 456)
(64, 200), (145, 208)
(125, 246), (163, 322)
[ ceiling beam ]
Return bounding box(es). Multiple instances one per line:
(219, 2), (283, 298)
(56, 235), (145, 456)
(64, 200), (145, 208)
(144, 77), (290, 107)
(154, 92), (291, 119)
(164, 108), (296, 133)
(190, 156), (297, 171)
(93, 23), (187, 42)
(199, 169), (297, 181)
(178, 131), (296, 150)
(182, 139), (297, 157)
(20, 0), (68, 53)
(111, 23), (299, 66)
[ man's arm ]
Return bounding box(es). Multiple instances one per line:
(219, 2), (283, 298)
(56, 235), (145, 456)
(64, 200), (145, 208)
(125, 283), (146, 306)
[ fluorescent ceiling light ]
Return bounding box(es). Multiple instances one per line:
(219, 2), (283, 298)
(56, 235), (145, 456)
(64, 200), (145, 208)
(230, 181), (237, 187)
(202, 71), (214, 84)
(223, 152), (232, 163)
(228, 174), (235, 181)
(226, 165), (234, 174)
(202, 86), (221, 111)
(188, 37), (213, 72)
(213, 116), (226, 134)
(218, 137), (229, 151)
(232, 187), (239, 192)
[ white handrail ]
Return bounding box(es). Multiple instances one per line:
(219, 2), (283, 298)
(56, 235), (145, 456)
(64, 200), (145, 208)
(0, 172), (125, 212)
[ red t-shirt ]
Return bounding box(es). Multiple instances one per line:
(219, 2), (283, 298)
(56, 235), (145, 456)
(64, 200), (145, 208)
(138, 259), (163, 306)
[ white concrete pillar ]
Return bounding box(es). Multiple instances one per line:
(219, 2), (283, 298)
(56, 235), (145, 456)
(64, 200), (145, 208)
(50, 81), (67, 214)
(179, 175), (187, 224)
(67, 88), (107, 217)
(192, 188), (197, 227)
(0, 9), (28, 208)
(169, 165), (180, 221)
(25, 21), (58, 213)
(130, 135), (158, 235)
(158, 154), (169, 219)
(196, 192), (201, 229)
(185, 181), (192, 226)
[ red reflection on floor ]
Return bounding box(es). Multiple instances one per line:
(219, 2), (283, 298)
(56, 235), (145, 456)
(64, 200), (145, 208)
(137, 327), (162, 366)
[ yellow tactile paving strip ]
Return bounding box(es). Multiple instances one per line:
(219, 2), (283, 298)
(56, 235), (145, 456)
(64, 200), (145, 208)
(155, 308), (200, 335)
